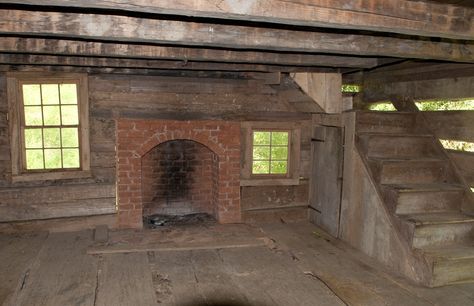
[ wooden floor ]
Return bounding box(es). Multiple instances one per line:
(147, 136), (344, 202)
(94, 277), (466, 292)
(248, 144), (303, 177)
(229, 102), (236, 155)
(1, 222), (474, 306)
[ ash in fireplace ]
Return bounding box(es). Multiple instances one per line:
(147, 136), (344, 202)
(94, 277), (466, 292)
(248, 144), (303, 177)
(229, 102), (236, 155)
(144, 213), (216, 228)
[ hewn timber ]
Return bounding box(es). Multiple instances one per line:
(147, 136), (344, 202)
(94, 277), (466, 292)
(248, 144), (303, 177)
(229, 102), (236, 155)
(0, 37), (380, 69)
(357, 61), (474, 84)
(362, 77), (474, 103)
(0, 0), (473, 40)
(0, 10), (473, 62)
(0, 53), (335, 72)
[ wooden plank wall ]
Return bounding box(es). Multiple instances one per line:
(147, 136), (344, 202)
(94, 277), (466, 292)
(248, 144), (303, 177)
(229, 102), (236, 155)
(0, 73), (312, 222)
(421, 111), (474, 187)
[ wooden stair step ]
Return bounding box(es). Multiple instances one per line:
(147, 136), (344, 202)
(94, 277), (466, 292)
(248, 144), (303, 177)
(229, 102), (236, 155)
(403, 212), (474, 226)
(358, 133), (440, 159)
(356, 111), (417, 134)
(370, 158), (453, 185)
(421, 243), (474, 286)
(402, 212), (474, 249)
(382, 183), (464, 214)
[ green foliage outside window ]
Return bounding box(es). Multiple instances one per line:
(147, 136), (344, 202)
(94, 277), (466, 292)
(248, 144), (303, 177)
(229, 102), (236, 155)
(439, 139), (474, 153)
(415, 99), (474, 111)
(252, 131), (289, 175)
(368, 102), (397, 111)
(341, 84), (361, 93)
(22, 83), (80, 170)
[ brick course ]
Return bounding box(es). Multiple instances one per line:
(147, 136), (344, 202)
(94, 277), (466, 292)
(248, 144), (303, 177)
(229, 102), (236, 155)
(116, 119), (241, 228)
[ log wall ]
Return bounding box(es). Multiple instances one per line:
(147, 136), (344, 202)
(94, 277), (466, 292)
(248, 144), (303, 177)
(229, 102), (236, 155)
(0, 72), (312, 223)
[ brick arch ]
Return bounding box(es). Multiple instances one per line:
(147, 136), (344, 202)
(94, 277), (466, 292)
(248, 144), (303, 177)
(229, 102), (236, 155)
(116, 119), (241, 229)
(137, 131), (226, 158)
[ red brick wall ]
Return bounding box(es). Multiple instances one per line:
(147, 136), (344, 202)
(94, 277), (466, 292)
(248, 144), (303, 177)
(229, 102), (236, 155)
(142, 140), (216, 217)
(116, 119), (241, 228)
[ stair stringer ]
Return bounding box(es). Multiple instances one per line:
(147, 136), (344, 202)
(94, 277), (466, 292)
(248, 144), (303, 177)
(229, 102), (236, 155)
(339, 145), (433, 285)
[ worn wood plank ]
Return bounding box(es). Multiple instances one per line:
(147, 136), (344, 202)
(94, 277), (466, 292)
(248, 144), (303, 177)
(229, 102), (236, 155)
(292, 72), (343, 113)
(219, 246), (346, 306)
(10, 231), (98, 306)
(148, 251), (206, 305)
(1, 0), (473, 40)
(0, 197), (116, 222)
(363, 77), (474, 103)
(0, 232), (48, 306)
(0, 53), (337, 73)
(186, 250), (251, 305)
(0, 10), (473, 62)
(449, 151), (474, 186)
(95, 253), (156, 306)
(261, 222), (436, 306)
(88, 224), (266, 254)
(0, 37), (381, 69)
(422, 111), (474, 142)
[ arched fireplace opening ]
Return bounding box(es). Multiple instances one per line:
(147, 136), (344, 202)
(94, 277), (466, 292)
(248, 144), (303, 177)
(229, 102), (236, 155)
(141, 140), (219, 227)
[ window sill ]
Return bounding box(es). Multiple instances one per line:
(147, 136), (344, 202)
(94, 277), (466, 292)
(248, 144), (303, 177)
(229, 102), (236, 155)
(240, 177), (300, 187)
(11, 170), (92, 183)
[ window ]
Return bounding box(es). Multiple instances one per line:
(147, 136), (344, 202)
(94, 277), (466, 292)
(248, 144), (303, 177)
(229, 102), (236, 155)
(7, 73), (90, 181)
(252, 130), (289, 175)
(241, 122), (301, 186)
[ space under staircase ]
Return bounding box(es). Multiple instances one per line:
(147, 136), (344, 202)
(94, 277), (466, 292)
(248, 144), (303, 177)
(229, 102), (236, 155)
(356, 111), (474, 287)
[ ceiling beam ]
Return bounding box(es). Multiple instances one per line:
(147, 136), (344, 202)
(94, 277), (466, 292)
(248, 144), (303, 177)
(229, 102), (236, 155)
(0, 10), (473, 63)
(0, 53), (337, 72)
(0, 37), (380, 69)
(0, 0), (472, 40)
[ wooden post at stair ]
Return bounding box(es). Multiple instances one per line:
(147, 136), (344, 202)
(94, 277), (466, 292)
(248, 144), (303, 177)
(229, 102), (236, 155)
(291, 73), (343, 114)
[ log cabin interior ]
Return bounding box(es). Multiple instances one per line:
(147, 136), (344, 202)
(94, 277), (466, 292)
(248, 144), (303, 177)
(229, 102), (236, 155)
(1, 1), (474, 305)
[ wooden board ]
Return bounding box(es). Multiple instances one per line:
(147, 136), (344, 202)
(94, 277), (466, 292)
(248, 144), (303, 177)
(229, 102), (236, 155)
(0, 232), (48, 305)
(9, 231), (98, 306)
(310, 125), (344, 237)
(95, 253), (156, 306)
(219, 246), (345, 306)
(261, 222), (436, 306)
(88, 224), (266, 254)
(0, 37), (380, 69)
(1, 0), (472, 40)
(0, 10), (473, 62)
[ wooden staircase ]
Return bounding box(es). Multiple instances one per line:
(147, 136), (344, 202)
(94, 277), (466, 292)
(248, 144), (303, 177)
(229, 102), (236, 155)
(356, 111), (474, 287)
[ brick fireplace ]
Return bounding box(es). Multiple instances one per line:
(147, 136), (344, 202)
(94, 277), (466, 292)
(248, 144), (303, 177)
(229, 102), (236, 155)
(116, 119), (241, 228)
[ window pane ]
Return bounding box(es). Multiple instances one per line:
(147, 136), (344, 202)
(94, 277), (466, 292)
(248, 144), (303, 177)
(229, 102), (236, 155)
(43, 106), (61, 125)
(26, 149), (44, 170)
(63, 148), (80, 168)
(62, 128), (79, 147)
(61, 105), (79, 125)
(271, 132), (288, 145)
(253, 146), (270, 160)
(270, 161), (288, 174)
(24, 106), (43, 126)
(60, 84), (78, 104)
(253, 131), (270, 145)
(24, 129), (43, 149)
(44, 149), (62, 169)
(252, 160), (270, 174)
(22, 85), (41, 105)
(41, 84), (60, 105)
(43, 128), (61, 148)
(271, 146), (288, 160)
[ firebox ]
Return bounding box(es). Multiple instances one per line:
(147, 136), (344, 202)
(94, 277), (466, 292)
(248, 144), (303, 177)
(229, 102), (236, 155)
(116, 119), (241, 228)
(141, 139), (218, 220)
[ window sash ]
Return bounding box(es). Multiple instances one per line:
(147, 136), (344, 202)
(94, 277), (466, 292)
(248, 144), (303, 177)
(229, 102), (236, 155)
(18, 80), (82, 172)
(251, 130), (290, 176)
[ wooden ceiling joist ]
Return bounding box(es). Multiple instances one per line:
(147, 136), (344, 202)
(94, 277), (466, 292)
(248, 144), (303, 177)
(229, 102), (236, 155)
(0, 37), (380, 69)
(0, 0), (473, 40)
(0, 53), (340, 72)
(0, 10), (473, 63)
